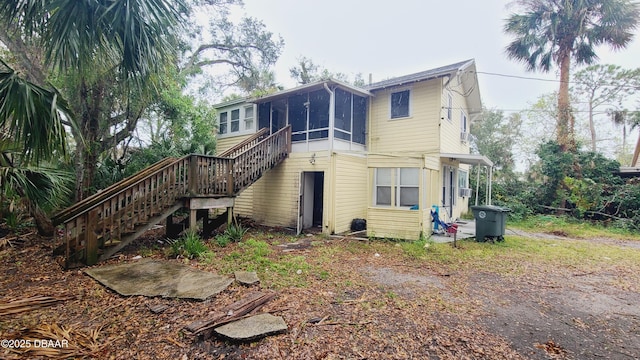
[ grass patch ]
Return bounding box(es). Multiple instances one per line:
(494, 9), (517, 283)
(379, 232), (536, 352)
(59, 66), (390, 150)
(216, 238), (317, 288)
(511, 215), (640, 241)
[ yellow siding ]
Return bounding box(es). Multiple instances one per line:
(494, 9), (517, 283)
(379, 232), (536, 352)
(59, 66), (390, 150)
(251, 152), (330, 229)
(369, 79), (441, 154)
(216, 134), (254, 154)
(367, 208), (422, 240)
(440, 89), (471, 154)
(233, 188), (253, 217)
(333, 153), (367, 234)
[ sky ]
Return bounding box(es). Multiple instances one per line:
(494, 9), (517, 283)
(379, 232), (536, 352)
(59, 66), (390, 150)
(235, 0), (640, 114)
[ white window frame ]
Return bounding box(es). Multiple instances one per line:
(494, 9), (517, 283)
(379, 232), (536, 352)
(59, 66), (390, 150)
(244, 105), (254, 131)
(374, 168), (392, 206)
(389, 88), (411, 119)
(447, 93), (453, 121)
(460, 110), (468, 133)
(373, 167), (420, 208)
(397, 168), (419, 208)
(219, 111), (228, 135)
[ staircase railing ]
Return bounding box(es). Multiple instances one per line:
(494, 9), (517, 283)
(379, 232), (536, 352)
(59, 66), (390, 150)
(217, 127), (269, 157)
(54, 126), (291, 267)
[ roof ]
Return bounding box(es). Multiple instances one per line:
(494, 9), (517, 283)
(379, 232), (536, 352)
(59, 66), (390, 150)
(212, 97), (249, 110)
(366, 59), (483, 116)
(440, 153), (493, 167)
(364, 59), (475, 91)
(249, 78), (372, 103)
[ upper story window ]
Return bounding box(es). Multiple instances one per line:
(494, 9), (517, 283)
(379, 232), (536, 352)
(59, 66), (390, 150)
(219, 112), (228, 134)
(447, 93), (453, 121)
(460, 111), (468, 133)
(218, 105), (255, 137)
(390, 89), (410, 119)
(244, 105), (254, 130)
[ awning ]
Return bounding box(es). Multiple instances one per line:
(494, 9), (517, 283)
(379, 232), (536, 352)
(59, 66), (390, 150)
(440, 153), (493, 167)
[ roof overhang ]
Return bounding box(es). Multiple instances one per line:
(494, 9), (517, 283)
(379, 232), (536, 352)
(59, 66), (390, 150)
(249, 78), (372, 103)
(440, 153), (493, 167)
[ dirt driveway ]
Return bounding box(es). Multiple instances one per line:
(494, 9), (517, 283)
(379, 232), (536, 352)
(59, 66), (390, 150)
(1, 227), (639, 359)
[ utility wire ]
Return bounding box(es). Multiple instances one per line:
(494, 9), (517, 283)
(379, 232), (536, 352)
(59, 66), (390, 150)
(472, 70), (640, 90)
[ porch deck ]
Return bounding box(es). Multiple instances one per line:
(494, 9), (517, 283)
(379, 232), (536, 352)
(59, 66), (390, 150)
(430, 219), (476, 243)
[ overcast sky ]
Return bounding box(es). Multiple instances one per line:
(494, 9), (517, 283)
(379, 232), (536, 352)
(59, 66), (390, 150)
(237, 0), (640, 114)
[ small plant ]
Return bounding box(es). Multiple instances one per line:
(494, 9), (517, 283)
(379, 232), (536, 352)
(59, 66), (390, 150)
(215, 234), (231, 247)
(170, 230), (208, 259)
(225, 223), (248, 242)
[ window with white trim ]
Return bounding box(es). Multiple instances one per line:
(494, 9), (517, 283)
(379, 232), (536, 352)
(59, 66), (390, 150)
(458, 170), (468, 189)
(231, 109), (240, 132)
(374, 168), (420, 208)
(375, 168), (392, 206)
(244, 105), (254, 130)
(447, 93), (453, 121)
(460, 111), (467, 133)
(398, 168), (419, 207)
(219, 112), (228, 134)
(390, 90), (410, 119)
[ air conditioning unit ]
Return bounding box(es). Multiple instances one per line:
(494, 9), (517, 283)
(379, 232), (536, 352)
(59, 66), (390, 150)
(460, 132), (469, 143)
(459, 188), (472, 198)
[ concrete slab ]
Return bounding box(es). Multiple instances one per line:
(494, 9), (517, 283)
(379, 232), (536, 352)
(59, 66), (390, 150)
(430, 220), (476, 243)
(234, 271), (260, 285)
(85, 258), (233, 300)
(214, 313), (287, 341)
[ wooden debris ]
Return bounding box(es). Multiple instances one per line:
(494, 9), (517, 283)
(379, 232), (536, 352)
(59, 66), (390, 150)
(184, 291), (276, 336)
(0, 296), (73, 316)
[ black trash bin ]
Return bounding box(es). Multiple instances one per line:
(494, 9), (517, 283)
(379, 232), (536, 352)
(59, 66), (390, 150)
(470, 205), (510, 242)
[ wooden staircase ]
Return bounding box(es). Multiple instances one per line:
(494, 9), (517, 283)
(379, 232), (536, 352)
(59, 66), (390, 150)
(53, 126), (291, 268)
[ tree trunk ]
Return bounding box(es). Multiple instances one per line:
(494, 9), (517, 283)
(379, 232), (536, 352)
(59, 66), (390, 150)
(29, 202), (54, 237)
(557, 52), (574, 151)
(588, 99), (596, 152)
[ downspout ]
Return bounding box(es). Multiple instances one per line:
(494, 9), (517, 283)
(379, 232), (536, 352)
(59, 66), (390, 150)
(475, 165), (480, 206)
(323, 83), (335, 153)
(488, 166), (493, 205)
(324, 82), (336, 234)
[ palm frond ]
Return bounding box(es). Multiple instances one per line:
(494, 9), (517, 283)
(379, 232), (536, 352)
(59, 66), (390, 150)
(0, 67), (73, 163)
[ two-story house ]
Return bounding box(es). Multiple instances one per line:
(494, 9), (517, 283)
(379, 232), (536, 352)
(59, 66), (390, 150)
(214, 59), (493, 240)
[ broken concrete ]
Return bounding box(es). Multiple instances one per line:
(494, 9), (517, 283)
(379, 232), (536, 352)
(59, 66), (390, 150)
(85, 258), (233, 300)
(234, 271), (260, 285)
(214, 313), (287, 341)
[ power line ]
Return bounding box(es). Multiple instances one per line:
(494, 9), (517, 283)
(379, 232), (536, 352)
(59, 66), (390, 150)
(473, 70), (640, 90)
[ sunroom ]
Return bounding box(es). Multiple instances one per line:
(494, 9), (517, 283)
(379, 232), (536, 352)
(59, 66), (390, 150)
(250, 79), (371, 152)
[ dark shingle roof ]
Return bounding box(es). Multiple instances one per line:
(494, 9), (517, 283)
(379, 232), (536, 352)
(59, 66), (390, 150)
(364, 59), (475, 91)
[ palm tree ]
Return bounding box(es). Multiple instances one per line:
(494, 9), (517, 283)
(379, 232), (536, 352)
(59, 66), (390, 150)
(504, 0), (639, 151)
(0, 0), (187, 232)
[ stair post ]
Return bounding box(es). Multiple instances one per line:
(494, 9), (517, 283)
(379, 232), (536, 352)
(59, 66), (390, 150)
(189, 154), (199, 196)
(86, 209), (98, 265)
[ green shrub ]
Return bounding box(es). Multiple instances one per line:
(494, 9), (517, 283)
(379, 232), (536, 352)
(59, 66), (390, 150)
(225, 223), (248, 242)
(170, 230), (208, 259)
(215, 234), (231, 247)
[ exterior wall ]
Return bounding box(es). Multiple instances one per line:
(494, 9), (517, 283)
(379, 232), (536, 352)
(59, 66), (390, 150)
(440, 89), (471, 154)
(332, 153), (367, 234)
(366, 156), (425, 240)
(216, 134), (254, 154)
(251, 152), (331, 230)
(368, 79), (442, 154)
